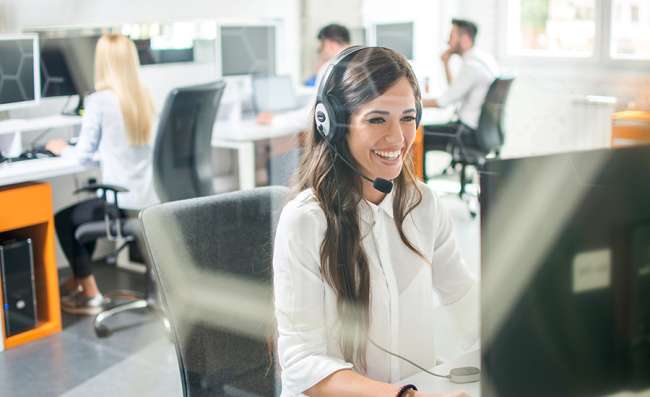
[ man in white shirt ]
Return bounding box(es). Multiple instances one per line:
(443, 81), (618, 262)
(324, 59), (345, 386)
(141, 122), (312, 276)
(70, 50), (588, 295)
(422, 19), (499, 152)
(256, 23), (351, 129)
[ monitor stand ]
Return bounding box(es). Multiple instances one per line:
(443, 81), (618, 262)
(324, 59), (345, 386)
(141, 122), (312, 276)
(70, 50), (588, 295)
(62, 95), (85, 116)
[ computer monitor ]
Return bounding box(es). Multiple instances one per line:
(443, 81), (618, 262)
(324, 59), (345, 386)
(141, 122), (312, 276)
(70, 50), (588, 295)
(0, 34), (40, 111)
(252, 75), (298, 113)
(38, 35), (98, 99)
(480, 146), (650, 396)
(220, 25), (276, 76)
(374, 22), (414, 60)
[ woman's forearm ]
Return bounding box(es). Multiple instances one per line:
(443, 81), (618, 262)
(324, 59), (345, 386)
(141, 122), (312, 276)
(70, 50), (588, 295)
(305, 369), (402, 397)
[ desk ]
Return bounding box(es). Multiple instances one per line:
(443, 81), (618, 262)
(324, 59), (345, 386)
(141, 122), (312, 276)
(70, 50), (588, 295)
(0, 116), (90, 350)
(0, 157), (95, 187)
(212, 118), (303, 190)
(0, 183), (61, 351)
(399, 349), (481, 396)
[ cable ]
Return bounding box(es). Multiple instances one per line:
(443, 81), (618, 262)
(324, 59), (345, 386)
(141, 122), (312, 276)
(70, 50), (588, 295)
(28, 127), (54, 150)
(369, 338), (450, 379)
(60, 95), (73, 115)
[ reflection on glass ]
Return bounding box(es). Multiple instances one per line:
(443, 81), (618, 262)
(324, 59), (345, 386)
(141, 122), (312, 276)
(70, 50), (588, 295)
(611, 0), (650, 59)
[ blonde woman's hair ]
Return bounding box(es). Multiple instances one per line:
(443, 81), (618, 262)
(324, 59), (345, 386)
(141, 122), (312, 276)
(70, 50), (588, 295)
(94, 34), (155, 145)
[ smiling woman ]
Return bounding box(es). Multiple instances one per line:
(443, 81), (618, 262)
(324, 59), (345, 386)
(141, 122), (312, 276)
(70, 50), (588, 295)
(347, 77), (419, 204)
(272, 47), (477, 397)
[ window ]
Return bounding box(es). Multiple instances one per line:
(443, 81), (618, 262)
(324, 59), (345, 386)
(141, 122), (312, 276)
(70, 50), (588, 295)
(610, 0), (650, 60)
(506, 0), (650, 63)
(508, 0), (596, 57)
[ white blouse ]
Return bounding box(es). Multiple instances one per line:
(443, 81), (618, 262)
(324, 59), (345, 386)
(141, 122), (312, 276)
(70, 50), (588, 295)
(273, 182), (478, 396)
(62, 90), (159, 209)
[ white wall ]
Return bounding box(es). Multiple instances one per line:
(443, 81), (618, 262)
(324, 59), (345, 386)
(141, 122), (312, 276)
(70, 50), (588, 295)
(1, 0), (302, 87)
(458, 0), (650, 157)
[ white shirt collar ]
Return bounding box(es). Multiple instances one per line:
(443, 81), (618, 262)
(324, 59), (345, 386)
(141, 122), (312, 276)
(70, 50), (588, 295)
(359, 189), (395, 225)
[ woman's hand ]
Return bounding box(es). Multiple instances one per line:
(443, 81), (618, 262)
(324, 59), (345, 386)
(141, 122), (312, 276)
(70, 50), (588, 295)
(45, 138), (69, 156)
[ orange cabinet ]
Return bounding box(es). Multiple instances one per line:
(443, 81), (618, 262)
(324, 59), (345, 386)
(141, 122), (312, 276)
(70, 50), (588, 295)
(0, 182), (61, 350)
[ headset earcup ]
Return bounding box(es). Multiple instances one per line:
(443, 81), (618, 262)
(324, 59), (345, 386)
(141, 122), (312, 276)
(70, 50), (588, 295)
(327, 95), (347, 142)
(314, 101), (333, 140)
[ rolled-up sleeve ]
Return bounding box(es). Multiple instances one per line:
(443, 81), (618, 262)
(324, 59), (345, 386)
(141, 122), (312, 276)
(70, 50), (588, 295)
(436, 64), (478, 108)
(273, 201), (353, 396)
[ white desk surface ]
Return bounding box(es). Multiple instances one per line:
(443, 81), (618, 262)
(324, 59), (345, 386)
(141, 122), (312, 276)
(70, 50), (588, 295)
(0, 115), (82, 136)
(399, 349), (481, 397)
(0, 157), (95, 187)
(213, 118), (302, 143)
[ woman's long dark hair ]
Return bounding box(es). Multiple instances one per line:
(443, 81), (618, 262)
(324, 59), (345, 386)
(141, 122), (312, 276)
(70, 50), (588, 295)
(291, 47), (426, 371)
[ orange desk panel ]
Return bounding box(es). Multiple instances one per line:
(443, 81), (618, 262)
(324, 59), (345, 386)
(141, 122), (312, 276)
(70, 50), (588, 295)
(611, 111), (650, 147)
(413, 126), (424, 180)
(0, 182), (61, 350)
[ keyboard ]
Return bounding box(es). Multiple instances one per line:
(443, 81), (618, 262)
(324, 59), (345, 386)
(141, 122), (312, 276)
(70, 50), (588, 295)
(0, 147), (57, 164)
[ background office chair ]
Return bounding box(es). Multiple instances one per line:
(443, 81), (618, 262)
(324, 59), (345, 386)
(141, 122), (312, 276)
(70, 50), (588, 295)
(423, 77), (514, 216)
(71, 81), (227, 337)
(140, 186), (289, 397)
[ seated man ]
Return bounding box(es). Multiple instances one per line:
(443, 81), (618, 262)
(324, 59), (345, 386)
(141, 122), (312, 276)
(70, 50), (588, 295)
(256, 23), (351, 130)
(422, 18), (499, 153)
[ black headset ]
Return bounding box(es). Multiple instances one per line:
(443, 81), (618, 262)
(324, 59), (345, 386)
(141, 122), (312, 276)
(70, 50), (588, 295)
(314, 45), (422, 143)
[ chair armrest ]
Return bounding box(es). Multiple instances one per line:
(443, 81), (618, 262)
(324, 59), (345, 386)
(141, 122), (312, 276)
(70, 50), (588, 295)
(73, 183), (129, 195)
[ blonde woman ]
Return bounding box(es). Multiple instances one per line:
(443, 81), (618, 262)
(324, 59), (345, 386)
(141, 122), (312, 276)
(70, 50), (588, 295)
(46, 34), (158, 315)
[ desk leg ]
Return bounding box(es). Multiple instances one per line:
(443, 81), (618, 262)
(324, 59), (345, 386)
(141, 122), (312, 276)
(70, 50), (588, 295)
(238, 142), (256, 190)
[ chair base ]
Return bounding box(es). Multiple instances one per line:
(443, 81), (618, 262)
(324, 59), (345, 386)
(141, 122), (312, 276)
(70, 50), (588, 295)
(425, 160), (480, 218)
(93, 298), (164, 338)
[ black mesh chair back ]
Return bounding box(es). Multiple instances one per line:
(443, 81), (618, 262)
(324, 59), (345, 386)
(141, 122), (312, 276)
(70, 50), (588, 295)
(475, 77), (515, 154)
(140, 186), (289, 397)
(153, 81), (226, 202)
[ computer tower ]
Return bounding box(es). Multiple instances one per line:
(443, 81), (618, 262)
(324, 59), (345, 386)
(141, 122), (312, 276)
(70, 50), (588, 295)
(0, 239), (38, 337)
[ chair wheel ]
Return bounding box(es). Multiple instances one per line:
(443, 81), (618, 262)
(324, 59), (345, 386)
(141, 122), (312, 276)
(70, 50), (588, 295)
(94, 324), (111, 338)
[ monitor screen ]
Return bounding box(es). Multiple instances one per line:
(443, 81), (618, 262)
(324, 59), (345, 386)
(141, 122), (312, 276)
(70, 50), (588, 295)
(252, 75), (298, 113)
(480, 146), (650, 396)
(220, 26), (276, 76)
(0, 35), (40, 110)
(375, 22), (414, 60)
(39, 36), (98, 98)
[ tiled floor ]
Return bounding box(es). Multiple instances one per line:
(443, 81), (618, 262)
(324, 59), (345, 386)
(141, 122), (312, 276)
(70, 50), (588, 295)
(0, 262), (180, 397)
(0, 180), (479, 397)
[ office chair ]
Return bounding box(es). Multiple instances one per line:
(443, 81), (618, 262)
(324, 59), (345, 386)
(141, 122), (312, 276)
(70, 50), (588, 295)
(140, 186), (289, 397)
(423, 77), (514, 217)
(153, 81), (226, 201)
(71, 81), (227, 337)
